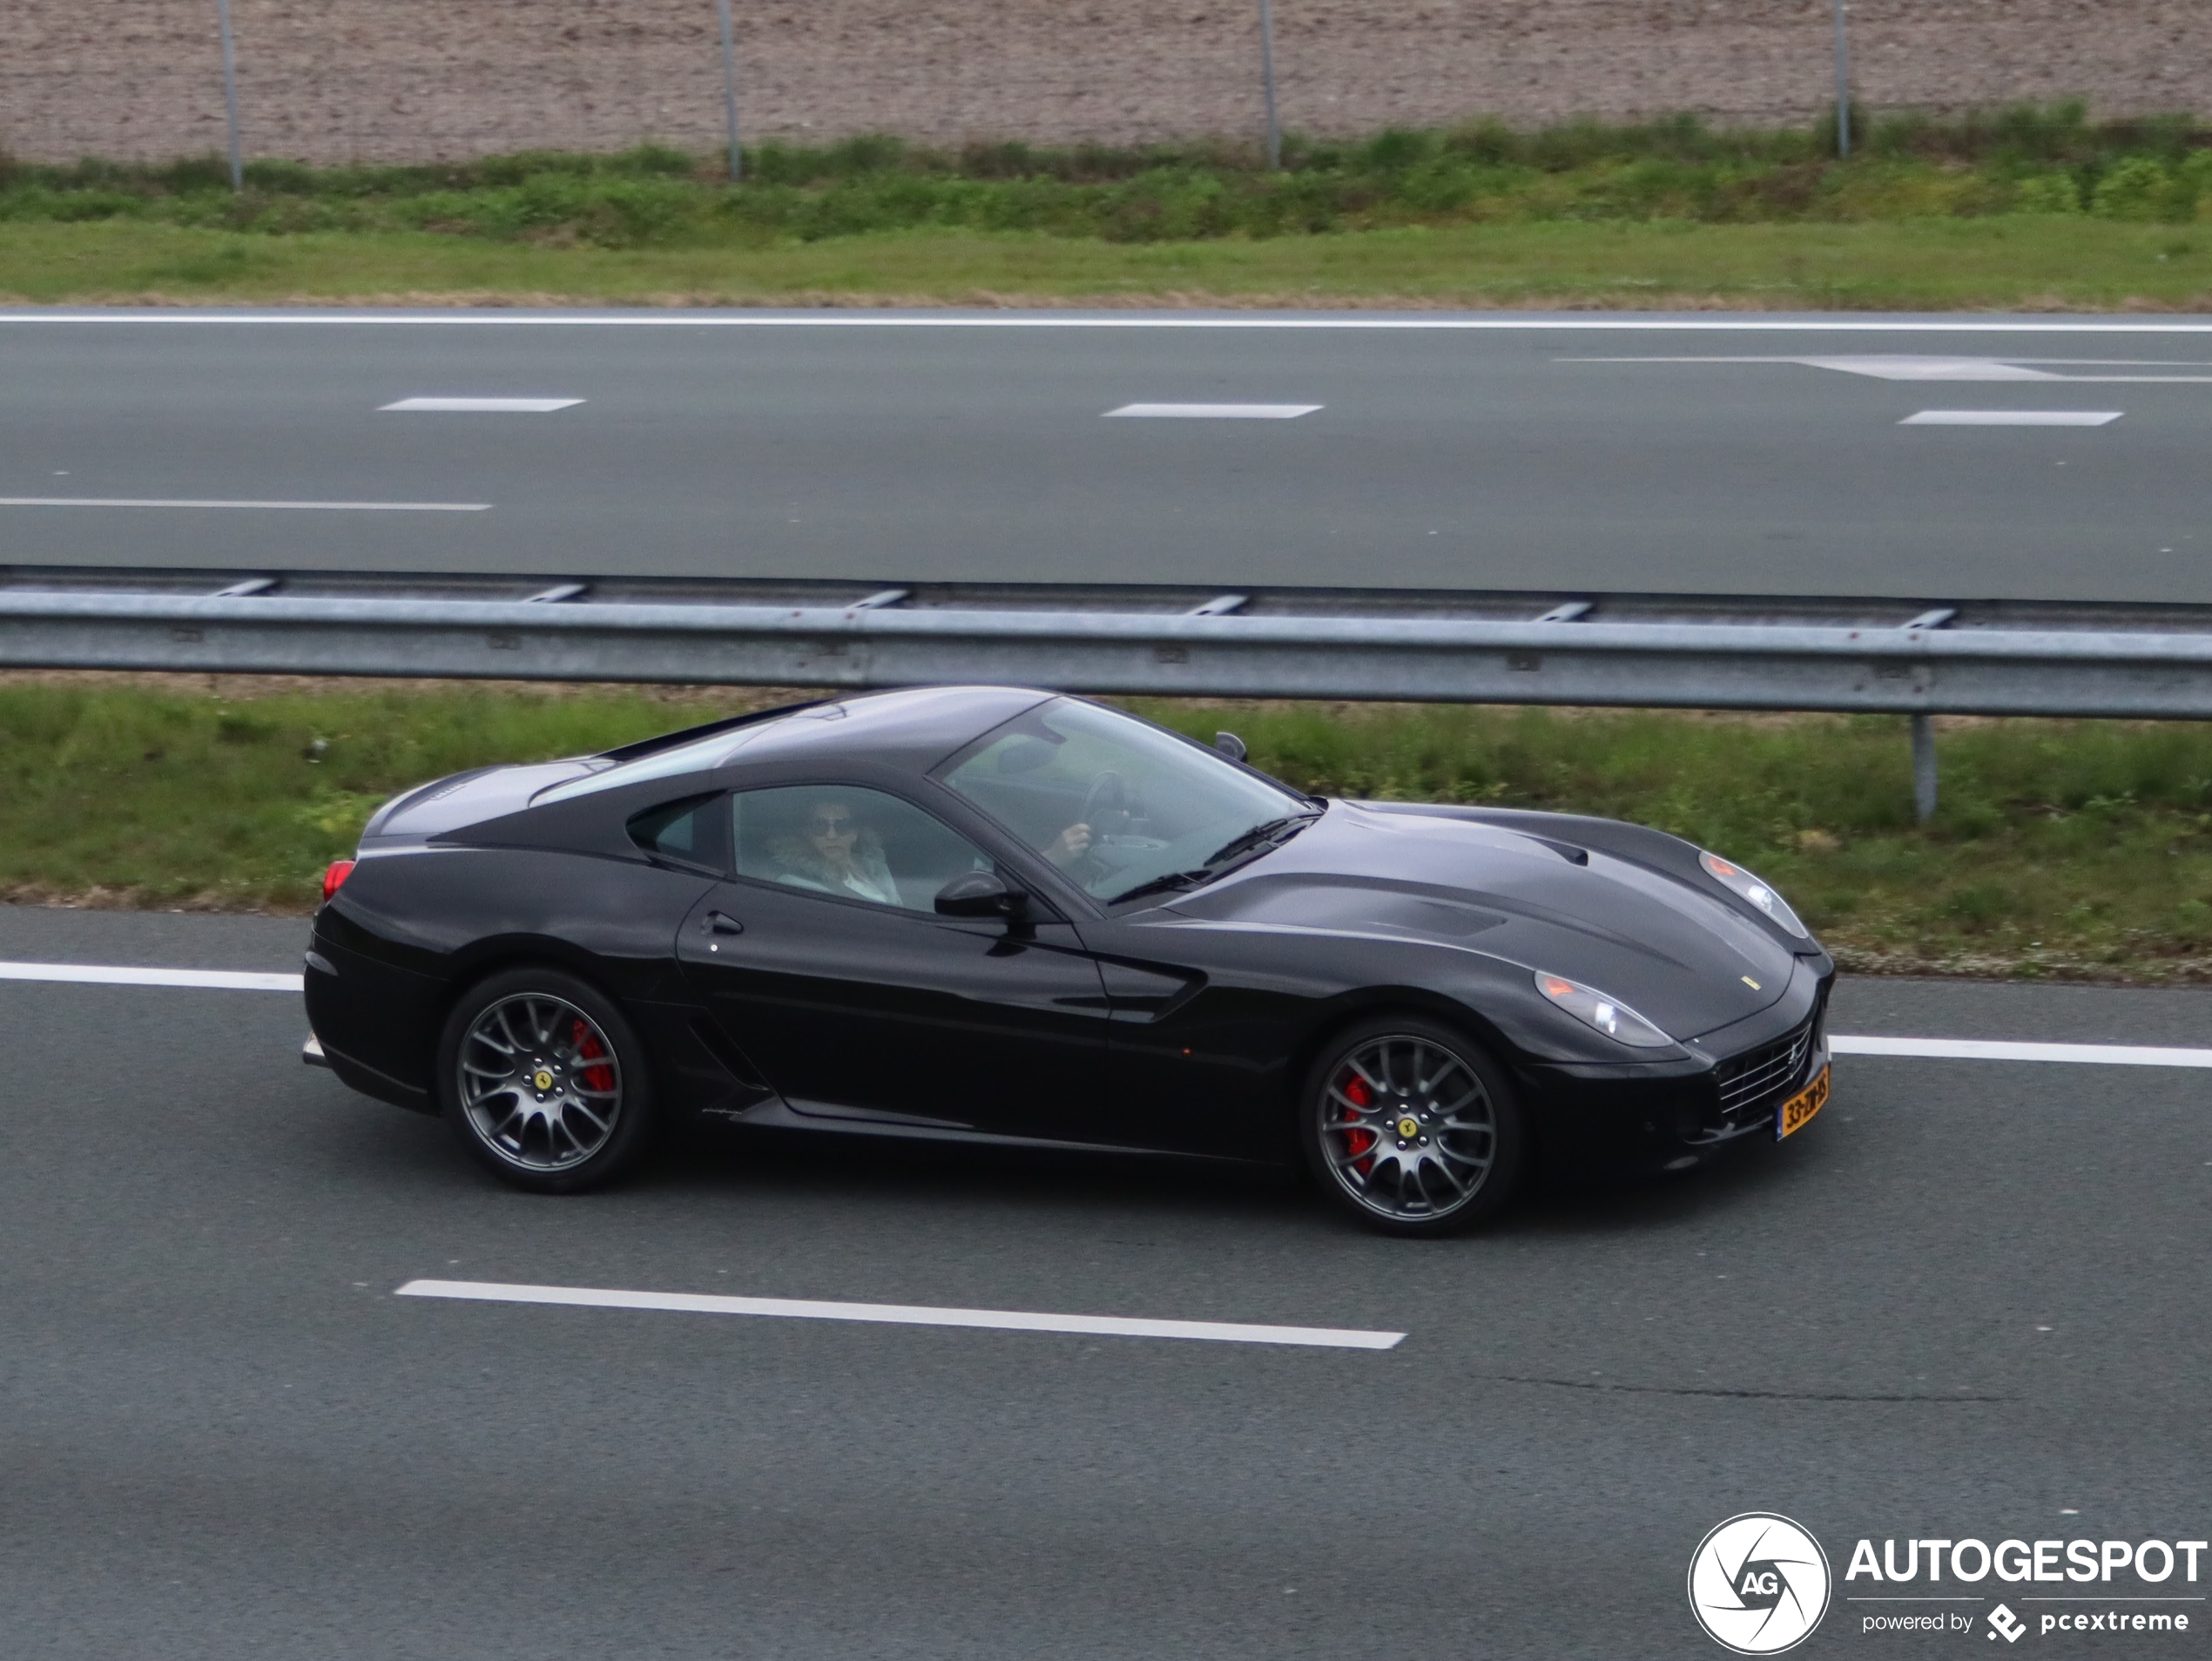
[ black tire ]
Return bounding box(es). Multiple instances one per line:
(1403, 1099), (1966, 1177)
(435, 965), (654, 1194)
(1298, 1014), (1527, 1237)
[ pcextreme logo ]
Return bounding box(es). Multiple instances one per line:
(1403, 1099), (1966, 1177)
(1689, 1513), (1834, 1655)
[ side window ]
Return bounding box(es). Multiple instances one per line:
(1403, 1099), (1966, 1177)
(730, 786), (995, 914)
(628, 793), (724, 868)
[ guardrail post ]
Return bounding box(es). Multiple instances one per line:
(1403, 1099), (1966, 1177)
(1257, 0), (1282, 170)
(1831, 0), (1852, 159)
(713, 0), (744, 179)
(214, 0), (244, 190)
(1911, 713), (1937, 825)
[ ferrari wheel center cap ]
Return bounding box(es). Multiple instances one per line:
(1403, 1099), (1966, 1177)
(1395, 1116), (1422, 1140)
(532, 1070), (556, 1091)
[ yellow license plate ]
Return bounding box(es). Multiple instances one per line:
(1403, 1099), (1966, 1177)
(1777, 1064), (1830, 1140)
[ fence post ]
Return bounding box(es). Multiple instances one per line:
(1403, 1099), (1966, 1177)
(1831, 0), (1851, 158)
(214, 0), (244, 190)
(713, 0), (743, 180)
(1257, 0), (1282, 170)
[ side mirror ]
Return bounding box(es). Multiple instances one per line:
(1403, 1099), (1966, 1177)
(934, 869), (1028, 919)
(1214, 731), (1248, 762)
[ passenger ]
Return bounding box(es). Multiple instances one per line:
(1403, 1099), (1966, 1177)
(772, 798), (902, 907)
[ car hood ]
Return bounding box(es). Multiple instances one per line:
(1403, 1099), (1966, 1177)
(361, 758), (605, 845)
(1162, 800), (1801, 1040)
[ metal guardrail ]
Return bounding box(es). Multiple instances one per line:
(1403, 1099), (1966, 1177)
(7, 568), (2212, 722)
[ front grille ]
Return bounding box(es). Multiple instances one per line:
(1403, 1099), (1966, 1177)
(1711, 1016), (1818, 1131)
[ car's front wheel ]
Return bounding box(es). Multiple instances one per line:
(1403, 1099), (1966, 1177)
(1300, 1016), (1526, 1236)
(435, 967), (653, 1193)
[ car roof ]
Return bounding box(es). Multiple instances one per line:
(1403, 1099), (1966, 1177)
(725, 685), (1055, 771)
(536, 685), (1054, 807)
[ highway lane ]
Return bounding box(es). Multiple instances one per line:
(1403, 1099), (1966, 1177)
(4, 311), (2212, 604)
(1, 905), (2206, 1658)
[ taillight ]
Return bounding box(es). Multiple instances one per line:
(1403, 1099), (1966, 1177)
(321, 859), (356, 901)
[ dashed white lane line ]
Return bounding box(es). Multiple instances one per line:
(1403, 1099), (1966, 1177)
(379, 396), (583, 412)
(1830, 1035), (2212, 1068)
(3, 962), (2208, 1070)
(0, 961), (303, 992)
(397, 1278), (1406, 1349)
(0, 497), (489, 511)
(1104, 402), (1321, 418)
(1562, 354), (2212, 383)
(1898, 410), (2123, 427)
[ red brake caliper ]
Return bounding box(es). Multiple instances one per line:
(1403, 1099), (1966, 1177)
(573, 1018), (614, 1094)
(1341, 1074), (1376, 1172)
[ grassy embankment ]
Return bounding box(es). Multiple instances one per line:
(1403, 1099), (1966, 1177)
(9, 678), (2212, 982)
(7, 105), (2212, 308)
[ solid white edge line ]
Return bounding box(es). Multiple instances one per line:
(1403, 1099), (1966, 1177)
(0, 961), (303, 992)
(395, 1279), (1406, 1349)
(1104, 402), (1322, 418)
(0, 497), (489, 511)
(378, 397), (583, 412)
(14, 312), (2212, 334)
(1831, 1035), (2212, 1068)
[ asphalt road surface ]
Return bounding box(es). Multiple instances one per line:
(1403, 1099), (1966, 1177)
(2, 903), (2206, 1658)
(7, 311), (2212, 604)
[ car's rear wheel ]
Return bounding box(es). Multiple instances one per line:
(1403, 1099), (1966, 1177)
(436, 967), (652, 1193)
(1300, 1016), (1526, 1236)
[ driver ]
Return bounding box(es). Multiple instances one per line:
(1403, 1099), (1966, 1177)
(772, 797), (902, 907)
(1042, 821), (1092, 869)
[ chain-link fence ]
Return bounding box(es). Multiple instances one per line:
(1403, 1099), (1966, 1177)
(5, 1), (2207, 169)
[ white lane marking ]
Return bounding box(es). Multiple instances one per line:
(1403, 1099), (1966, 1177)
(379, 396), (583, 412)
(17, 312), (2212, 334)
(1831, 1035), (2212, 1068)
(0, 496), (489, 511)
(1898, 410), (2123, 426)
(0, 960), (303, 992)
(396, 1278), (1406, 1349)
(1564, 354), (2212, 382)
(1807, 356), (2060, 381)
(3, 960), (2204, 1072)
(1104, 402), (1321, 419)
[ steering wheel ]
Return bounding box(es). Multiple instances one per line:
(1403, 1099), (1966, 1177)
(1079, 769), (1128, 834)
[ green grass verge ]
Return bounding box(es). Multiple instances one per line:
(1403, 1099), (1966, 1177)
(5, 215), (2209, 311)
(10, 679), (2212, 982)
(8, 108), (2212, 308)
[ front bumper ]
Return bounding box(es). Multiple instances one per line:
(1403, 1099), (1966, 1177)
(1517, 958), (1833, 1174)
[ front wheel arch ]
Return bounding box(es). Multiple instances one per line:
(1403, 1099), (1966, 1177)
(1280, 989), (1528, 1145)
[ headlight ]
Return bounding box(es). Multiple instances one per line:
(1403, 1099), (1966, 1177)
(1699, 850), (1809, 938)
(1534, 970), (1675, 1049)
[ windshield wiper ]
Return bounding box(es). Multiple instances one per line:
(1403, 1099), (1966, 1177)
(1108, 814), (1320, 907)
(1202, 812), (1319, 870)
(1106, 868), (1214, 905)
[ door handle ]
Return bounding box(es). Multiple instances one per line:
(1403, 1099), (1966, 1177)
(704, 910), (745, 936)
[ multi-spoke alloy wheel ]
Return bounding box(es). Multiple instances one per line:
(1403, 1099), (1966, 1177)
(1302, 1018), (1525, 1235)
(436, 969), (652, 1192)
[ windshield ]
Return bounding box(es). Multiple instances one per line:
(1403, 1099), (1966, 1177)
(940, 699), (1312, 903)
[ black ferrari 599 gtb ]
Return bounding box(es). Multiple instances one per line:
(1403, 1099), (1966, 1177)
(305, 686), (1831, 1235)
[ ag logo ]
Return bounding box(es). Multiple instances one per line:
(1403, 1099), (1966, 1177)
(1688, 1513), (1831, 1654)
